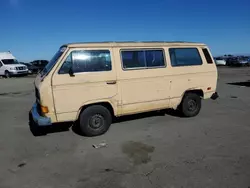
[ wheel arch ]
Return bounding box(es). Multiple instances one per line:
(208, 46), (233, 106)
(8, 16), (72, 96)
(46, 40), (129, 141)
(183, 89), (204, 98)
(4, 70), (10, 77)
(173, 88), (204, 110)
(179, 89), (203, 117)
(76, 101), (115, 121)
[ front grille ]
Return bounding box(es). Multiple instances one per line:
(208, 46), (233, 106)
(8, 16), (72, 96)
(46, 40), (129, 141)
(17, 66), (25, 70)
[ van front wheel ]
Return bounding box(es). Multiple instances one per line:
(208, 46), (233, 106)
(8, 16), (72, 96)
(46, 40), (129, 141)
(79, 105), (112, 136)
(180, 93), (201, 117)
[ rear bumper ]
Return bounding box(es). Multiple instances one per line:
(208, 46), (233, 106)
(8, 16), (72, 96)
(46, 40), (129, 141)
(211, 92), (219, 100)
(30, 103), (51, 126)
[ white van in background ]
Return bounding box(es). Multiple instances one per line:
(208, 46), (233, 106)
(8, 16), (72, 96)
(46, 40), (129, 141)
(214, 57), (227, 66)
(0, 52), (28, 77)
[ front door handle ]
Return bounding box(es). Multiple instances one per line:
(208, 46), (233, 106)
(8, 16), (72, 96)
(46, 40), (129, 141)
(106, 80), (117, 85)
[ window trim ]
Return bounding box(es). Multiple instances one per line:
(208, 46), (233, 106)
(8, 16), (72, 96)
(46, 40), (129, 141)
(58, 49), (112, 74)
(58, 51), (73, 74)
(120, 48), (167, 71)
(202, 48), (214, 64)
(169, 47), (203, 67)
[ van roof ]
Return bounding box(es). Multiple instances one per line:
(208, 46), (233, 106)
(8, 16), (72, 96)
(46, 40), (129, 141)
(63, 41), (206, 48)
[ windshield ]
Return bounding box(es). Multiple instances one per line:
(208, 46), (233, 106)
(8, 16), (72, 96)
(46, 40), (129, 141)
(2, 59), (19, 65)
(40, 47), (67, 77)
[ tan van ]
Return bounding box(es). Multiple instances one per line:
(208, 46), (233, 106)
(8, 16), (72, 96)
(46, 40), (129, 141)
(30, 41), (218, 136)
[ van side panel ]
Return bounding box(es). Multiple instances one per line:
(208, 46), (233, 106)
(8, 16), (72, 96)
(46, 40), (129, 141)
(113, 47), (171, 115)
(49, 44), (217, 123)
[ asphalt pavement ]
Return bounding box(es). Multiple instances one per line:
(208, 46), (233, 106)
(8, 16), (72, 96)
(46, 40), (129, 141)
(0, 68), (250, 188)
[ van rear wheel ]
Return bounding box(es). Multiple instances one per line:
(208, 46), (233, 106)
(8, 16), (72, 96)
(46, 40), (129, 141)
(79, 105), (112, 136)
(180, 93), (201, 117)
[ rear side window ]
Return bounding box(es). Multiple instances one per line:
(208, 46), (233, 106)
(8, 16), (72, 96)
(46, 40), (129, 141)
(59, 50), (112, 74)
(121, 49), (165, 69)
(169, 48), (202, 67)
(202, 48), (213, 64)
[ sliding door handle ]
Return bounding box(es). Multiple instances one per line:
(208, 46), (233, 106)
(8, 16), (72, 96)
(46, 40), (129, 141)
(106, 80), (117, 85)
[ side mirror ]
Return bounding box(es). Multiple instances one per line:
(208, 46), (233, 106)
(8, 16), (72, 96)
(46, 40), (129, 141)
(68, 66), (75, 77)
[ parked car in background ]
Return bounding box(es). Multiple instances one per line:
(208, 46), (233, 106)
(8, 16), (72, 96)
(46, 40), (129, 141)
(214, 57), (227, 66)
(240, 57), (250, 66)
(22, 62), (40, 74)
(0, 52), (28, 78)
(247, 57), (250, 64)
(226, 56), (250, 67)
(30, 60), (49, 72)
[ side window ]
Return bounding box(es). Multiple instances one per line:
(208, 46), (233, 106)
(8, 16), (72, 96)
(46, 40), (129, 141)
(59, 50), (111, 74)
(0, 62), (2, 67)
(121, 51), (146, 69)
(169, 48), (202, 67)
(202, 48), (213, 64)
(73, 50), (111, 73)
(59, 54), (72, 74)
(146, 50), (165, 67)
(121, 49), (165, 69)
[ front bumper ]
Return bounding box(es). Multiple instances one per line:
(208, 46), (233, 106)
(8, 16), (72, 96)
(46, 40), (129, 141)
(9, 70), (28, 75)
(30, 103), (52, 126)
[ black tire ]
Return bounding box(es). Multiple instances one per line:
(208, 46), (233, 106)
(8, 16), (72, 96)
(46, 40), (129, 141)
(79, 105), (112, 136)
(180, 93), (201, 117)
(5, 71), (10, 78)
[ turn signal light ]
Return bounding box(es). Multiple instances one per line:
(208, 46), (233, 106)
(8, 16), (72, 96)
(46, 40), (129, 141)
(41, 105), (49, 114)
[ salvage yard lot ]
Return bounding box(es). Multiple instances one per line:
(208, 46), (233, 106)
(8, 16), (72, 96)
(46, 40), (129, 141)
(0, 68), (250, 188)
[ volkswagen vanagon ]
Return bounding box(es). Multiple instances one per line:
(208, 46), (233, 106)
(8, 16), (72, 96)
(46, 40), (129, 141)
(30, 41), (218, 136)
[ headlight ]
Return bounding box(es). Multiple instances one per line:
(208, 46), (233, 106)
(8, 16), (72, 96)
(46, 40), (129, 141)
(10, 67), (15, 70)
